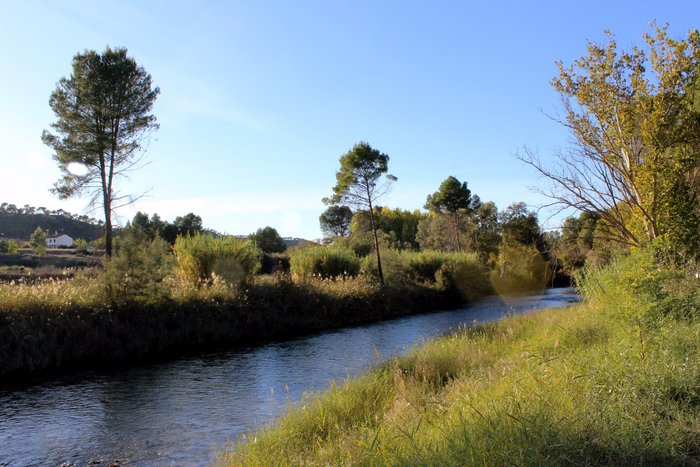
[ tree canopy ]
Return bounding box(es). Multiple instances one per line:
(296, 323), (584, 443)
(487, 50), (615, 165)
(518, 25), (700, 255)
(127, 211), (203, 244)
(42, 46), (160, 257)
(424, 176), (478, 251)
(425, 176), (474, 215)
(319, 205), (353, 239)
(250, 226), (287, 253)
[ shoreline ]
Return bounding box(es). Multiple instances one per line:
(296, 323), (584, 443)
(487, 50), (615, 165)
(0, 277), (483, 385)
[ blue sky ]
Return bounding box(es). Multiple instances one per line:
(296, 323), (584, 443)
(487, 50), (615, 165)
(1, 1), (698, 240)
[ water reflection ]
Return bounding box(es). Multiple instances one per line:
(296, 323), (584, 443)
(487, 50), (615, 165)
(0, 288), (578, 466)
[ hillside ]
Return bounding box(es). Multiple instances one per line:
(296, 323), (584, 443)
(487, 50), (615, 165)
(0, 211), (103, 241)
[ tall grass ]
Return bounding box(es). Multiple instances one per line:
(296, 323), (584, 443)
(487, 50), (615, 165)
(289, 245), (361, 280)
(361, 250), (492, 300)
(221, 247), (700, 465)
(173, 234), (262, 286)
(0, 268), (470, 378)
(1, 244), (498, 379)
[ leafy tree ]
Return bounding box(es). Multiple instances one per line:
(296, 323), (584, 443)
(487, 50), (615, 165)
(425, 176), (476, 251)
(319, 205), (353, 239)
(130, 211), (155, 238)
(417, 200), (500, 264)
(174, 213), (203, 238)
(376, 207), (424, 251)
(324, 142), (397, 284)
(250, 226), (287, 253)
(42, 46), (160, 258)
(126, 211), (202, 244)
(30, 227), (47, 256)
(499, 202), (543, 247)
(0, 239), (20, 255)
(159, 222), (180, 244)
(469, 201), (501, 263)
(518, 25), (700, 255)
(416, 213), (458, 252)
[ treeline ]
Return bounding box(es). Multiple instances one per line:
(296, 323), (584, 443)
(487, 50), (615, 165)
(319, 176), (608, 286)
(0, 203), (103, 241)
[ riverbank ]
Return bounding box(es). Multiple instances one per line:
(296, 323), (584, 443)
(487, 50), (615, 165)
(0, 271), (492, 381)
(221, 249), (700, 465)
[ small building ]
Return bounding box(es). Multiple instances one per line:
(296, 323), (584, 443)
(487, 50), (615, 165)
(46, 232), (73, 248)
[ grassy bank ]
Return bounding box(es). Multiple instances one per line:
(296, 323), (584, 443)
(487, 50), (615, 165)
(0, 242), (501, 379)
(0, 271), (491, 380)
(221, 248), (700, 465)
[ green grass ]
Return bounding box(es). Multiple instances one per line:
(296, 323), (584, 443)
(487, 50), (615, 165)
(221, 302), (700, 465)
(220, 250), (700, 465)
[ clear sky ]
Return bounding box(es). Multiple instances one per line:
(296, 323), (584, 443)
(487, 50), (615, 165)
(1, 1), (698, 240)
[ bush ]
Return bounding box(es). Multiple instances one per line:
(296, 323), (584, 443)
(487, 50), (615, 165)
(360, 248), (409, 284)
(436, 252), (492, 301)
(103, 233), (174, 303)
(576, 241), (698, 325)
(173, 234), (262, 286)
(401, 250), (490, 300)
(403, 251), (447, 282)
(289, 245), (360, 280)
(359, 249), (491, 299)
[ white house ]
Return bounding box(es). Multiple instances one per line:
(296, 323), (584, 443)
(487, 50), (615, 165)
(46, 232), (73, 248)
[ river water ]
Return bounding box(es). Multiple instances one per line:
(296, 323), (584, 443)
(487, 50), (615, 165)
(0, 288), (578, 466)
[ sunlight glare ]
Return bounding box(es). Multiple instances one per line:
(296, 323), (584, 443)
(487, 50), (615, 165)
(67, 162), (89, 176)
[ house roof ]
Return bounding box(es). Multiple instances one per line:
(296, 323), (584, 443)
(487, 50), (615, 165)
(46, 233), (72, 239)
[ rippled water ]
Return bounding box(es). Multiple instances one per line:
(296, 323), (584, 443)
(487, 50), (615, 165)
(0, 288), (578, 466)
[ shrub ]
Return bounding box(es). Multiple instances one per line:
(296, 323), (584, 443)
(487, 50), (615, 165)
(360, 247), (408, 284)
(103, 232), (174, 303)
(399, 250), (490, 300)
(6, 239), (19, 254)
(173, 234), (262, 286)
(436, 251), (492, 301)
(576, 241), (698, 325)
(403, 251), (447, 282)
(289, 245), (360, 280)
(29, 227), (46, 257)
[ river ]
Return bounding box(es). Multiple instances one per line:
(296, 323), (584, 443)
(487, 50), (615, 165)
(0, 288), (578, 466)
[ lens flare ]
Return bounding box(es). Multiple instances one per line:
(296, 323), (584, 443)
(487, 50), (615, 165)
(66, 162), (89, 176)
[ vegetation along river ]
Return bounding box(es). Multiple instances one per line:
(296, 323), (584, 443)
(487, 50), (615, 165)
(0, 288), (578, 466)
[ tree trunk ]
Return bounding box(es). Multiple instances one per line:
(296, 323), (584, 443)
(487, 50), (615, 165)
(103, 197), (113, 258)
(367, 200), (384, 285)
(452, 212), (461, 251)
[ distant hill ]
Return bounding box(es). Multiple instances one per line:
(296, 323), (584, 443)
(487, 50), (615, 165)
(0, 208), (103, 242)
(283, 237), (316, 249)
